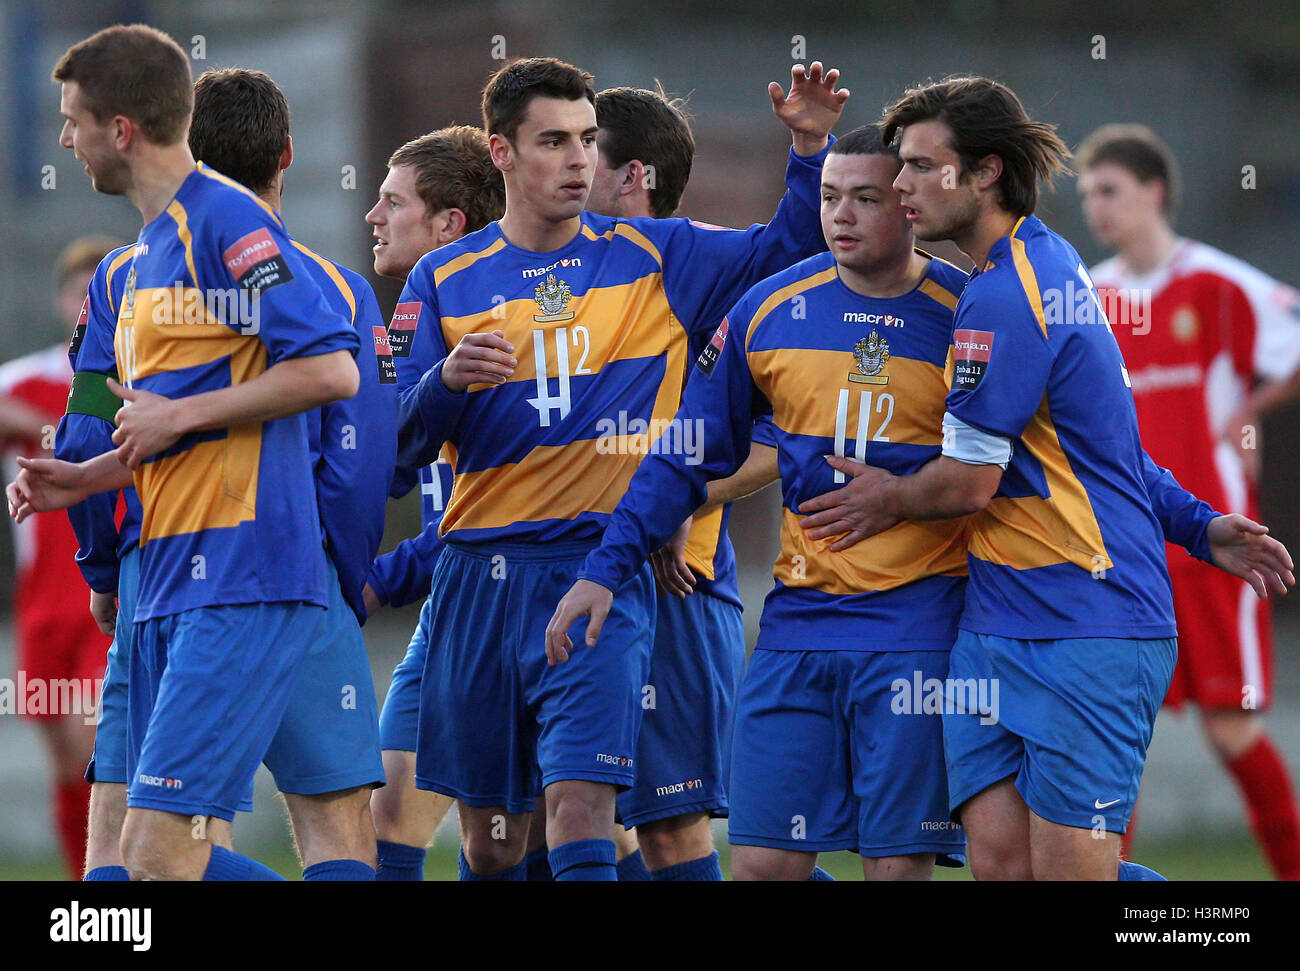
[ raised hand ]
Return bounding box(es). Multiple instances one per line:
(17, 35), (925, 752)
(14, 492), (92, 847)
(769, 61), (850, 156)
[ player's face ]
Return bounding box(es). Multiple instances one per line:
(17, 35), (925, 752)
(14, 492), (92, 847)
(586, 139), (624, 217)
(496, 96), (597, 222)
(893, 119), (979, 243)
(56, 268), (95, 334)
(366, 164), (443, 279)
(59, 81), (129, 195)
(820, 152), (913, 274)
(1078, 162), (1164, 250)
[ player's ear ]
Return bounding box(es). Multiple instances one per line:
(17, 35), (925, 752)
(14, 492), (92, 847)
(279, 135), (293, 173)
(620, 159), (643, 196)
(112, 114), (132, 151)
(974, 154), (1003, 192)
(439, 208), (467, 244)
(488, 133), (514, 174)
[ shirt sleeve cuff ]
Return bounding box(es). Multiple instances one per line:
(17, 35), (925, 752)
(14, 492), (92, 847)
(941, 412), (1013, 469)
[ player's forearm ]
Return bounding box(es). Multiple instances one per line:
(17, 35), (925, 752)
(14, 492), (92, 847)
(704, 443), (778, 509)
(80, 449), (135, 494)
(881, 456), (998, 521)
(1141, 450), (1218, 561)
(170, 350), (359, 434)
(396, 360), (467, 470)
(791, 132), (830, 157)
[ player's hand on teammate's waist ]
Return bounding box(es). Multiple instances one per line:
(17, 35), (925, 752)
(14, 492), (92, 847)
(440, 331), (517, 393)
(769, 60), (850, 155)
(545, 579), (614, 666)
(108, 378), (183, 469)
(1207, 513), (1295, 600)
(651, 516), (696, 598)
(798, 455), (901, 551)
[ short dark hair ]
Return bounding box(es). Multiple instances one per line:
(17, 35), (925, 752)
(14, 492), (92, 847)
(481, 57), (595, 144)
(595, 86), (694, 218)
(388, 126), (505, 233)
(1075, 123), (1179, 215)
(829, 124), (899, 160)
(190, 69), (290, 195)
(880, 76), (1070, 217)
(52, 24), (192, 145)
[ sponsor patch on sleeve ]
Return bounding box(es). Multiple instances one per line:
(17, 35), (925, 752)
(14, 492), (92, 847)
(696, 317), (729, 375)
(223, 227), (294, 292)
(386, 301), (422, 358)
(373, 326), (397, 384)
(67, 296), (89, 359)
(952, 329), (994, 390)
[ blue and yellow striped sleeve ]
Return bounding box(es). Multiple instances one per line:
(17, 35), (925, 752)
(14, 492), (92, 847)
(658, 140), (831, 344)
(580, 299), (769, 592)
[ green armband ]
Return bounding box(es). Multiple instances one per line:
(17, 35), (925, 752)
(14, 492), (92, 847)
(65, 371), (121, 426)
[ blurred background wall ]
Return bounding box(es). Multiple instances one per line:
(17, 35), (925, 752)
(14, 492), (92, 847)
(0, 0), (1296, 865)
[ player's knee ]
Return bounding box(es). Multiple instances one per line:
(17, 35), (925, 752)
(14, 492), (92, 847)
(1202, 711), (1261, 761)
(636, 815), (711, 869)
(968, 843), (1032, 881)
(730, 847), (806, 881)
(461, 831), (526, 875)
(547, 785), (610, 837)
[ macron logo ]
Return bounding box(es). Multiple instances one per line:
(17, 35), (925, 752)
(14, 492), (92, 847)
(522, 258), (581, 279)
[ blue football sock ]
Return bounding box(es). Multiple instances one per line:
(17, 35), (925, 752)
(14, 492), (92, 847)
(84, 865), (130, 881)
(303, 859), (376, 881)
(650, 850), (723, 882)
(376, 840), (426, 881)
(616, 848), (653, 882)
(524, 844), (553, 881)
(808, 865), (836, 881)
(549, 838), (617, 881)
(203, 845), (284, 881)
(1119, 860), (1167, 881)
(458, 847), (526, 881)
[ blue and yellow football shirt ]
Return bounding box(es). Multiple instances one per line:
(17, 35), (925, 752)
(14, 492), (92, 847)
(393, 150), (828, 552)
(582, 250), (971, 650)
(113, 164), (359, 621)
(294, 246), (396, 623)
(58, 244), (140, 594)
(943, 214), (1213, 639)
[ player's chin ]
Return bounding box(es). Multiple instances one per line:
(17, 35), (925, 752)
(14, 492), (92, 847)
(550, 196), (588, 220)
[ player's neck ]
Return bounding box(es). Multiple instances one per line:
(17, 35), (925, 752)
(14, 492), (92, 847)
(127, 144), (198, 225)
(1118, 221), (1178, 276)
(955, 209), (1019, 271)
(498, 206), (583, 253)
(837, 249), (929, 299)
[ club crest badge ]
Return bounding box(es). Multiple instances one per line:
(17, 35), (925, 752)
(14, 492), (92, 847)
(849, 329), (890, 384)
(122, 263), (138, 320)
(533, 274), (574, 322)
(1171, 306), (1199, 343)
